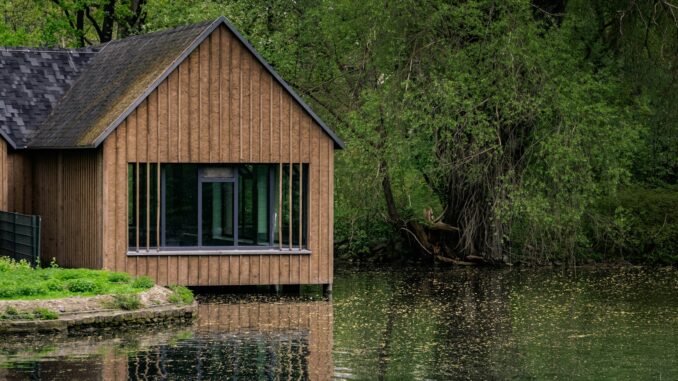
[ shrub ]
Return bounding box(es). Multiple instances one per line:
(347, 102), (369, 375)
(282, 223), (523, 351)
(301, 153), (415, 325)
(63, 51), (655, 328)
(33, 307), (58, 320)
(0, 283), (17, 298)
(0, 257), (32, 272)
(110, 293), (142, 310)
(107, 272), (131, 283)
(55, 269), (87, 280)
(66, 278), (103, 293)
(168, 285), (194, 305)
(1, 306), (33, 320)
(131, 276), (154, 289)
(592, 186), (678, 264)
(16, 284), (47, 296)
(43, 279), (64, 292)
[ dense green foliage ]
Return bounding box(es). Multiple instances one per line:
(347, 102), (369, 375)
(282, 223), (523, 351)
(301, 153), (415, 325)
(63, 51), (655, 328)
(1, 0), (676, 263)
(0, 257), (154, 300)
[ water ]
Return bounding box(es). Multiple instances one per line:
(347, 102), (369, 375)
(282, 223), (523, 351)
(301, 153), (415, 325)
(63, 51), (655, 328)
(0, 266), (676, 380)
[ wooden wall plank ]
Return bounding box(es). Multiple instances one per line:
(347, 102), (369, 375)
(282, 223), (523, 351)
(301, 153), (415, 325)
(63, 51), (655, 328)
(209, 33), (221, 162)
(328, 141), (334, 285)
(230, 38), (241, 163)
(240, 256), (250, 285)
(241, 47), (251, 163)
(261, 71), (271, 163)
(158, 81), (169, 163)
(229, 256), (239, 285)
(199, 40), (210, 163)
(179, 62), (190, 162)
(168, 71), (179, 163)
(199, 256), (210, 285)
(218, 257), (228, 285)
(208, 256), (219, 285)
(252, 62), (261, 162)
(320, 136), (330, 283)
(308, 123), (321, 284)
(220, 27), (231, 163)
(189, 52), (200, 162)
(115, 125), (127, 272)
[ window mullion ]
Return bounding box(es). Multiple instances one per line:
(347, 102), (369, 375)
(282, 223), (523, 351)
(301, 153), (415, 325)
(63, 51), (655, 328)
(197, 177), (203, 248)
(234, 171), (239, 248)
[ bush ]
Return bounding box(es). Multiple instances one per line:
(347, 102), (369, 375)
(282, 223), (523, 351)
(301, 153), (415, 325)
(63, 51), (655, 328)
(109, 293), (142, 310)
(131, 276), (154, 289)
(54, 269), (88, 281)
(43, 279), (64, 292)
(65, 278), (103, 294)
(168, 285), (194, 305)
(0, 283), (17, 298)
(33, 307), (58, 320)
(16, 284), (47, 296)
(107, 272), (131, 283)
(0, 257), (31, 272)
(592, 186), (678, 264)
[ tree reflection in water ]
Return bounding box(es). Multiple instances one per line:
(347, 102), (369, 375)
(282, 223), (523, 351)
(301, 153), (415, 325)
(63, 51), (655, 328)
(1, 266), (677, 380)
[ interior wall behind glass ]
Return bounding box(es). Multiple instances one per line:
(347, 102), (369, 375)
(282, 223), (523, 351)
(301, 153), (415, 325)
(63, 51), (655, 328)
(238, 165), (270, 246)
(164, 164), (198, 246)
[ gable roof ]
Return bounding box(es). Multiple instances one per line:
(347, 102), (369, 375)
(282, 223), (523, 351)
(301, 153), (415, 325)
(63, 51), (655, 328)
(0, 47), (97, 148)
(2, 17), (344, 150)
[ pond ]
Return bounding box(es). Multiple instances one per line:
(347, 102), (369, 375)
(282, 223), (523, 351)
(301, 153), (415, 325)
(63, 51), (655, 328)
(0, 266), (676, 380)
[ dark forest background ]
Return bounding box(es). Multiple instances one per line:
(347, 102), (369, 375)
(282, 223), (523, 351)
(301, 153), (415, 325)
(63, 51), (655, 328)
(2, 0), (677, 265)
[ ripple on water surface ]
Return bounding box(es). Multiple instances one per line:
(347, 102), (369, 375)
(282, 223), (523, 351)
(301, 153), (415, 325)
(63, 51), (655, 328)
(0, 266), (676, 380)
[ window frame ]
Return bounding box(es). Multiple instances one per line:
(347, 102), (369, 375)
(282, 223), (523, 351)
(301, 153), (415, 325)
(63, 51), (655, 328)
(129, 163), (309, 255)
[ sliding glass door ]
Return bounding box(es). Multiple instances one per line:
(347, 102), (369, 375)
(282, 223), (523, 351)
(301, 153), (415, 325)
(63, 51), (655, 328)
(201, 181), (236, 246)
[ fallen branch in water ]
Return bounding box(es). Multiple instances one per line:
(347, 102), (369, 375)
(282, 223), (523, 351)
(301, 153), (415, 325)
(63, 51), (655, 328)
(435, 255), (475, 266)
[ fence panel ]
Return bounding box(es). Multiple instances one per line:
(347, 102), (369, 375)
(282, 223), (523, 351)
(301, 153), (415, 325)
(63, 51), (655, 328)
(0, 211), (41, 266)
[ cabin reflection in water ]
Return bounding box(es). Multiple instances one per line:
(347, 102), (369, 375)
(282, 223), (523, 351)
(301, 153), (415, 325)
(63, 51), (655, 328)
(0, 300), (333, 381)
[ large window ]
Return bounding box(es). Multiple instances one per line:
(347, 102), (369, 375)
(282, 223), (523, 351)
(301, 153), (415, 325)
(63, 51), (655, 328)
(128, 164), (307, 251)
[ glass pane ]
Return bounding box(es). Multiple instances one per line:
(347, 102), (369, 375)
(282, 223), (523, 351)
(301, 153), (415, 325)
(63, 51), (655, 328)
(128, 164), (136, 249)
(164, 165), (198, 246)
(238, 165), (270, 246)
(149, 163), (158, 248)
(202, 182), (235, 246)
(201, 166), (235, 179)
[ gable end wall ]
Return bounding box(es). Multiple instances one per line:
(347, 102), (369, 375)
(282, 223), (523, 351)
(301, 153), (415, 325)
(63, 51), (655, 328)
(101, 25), (334, 286)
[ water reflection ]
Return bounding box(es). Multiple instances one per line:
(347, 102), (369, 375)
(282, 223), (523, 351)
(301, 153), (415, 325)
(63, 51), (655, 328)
(0, 266), (676, 380)
(0, 299), (333, 380)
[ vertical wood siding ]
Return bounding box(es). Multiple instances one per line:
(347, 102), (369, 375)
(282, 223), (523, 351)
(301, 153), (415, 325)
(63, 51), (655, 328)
(32, 150), (102, 268)
(4, 149), (33, 215)
(102, 25), (334, 286)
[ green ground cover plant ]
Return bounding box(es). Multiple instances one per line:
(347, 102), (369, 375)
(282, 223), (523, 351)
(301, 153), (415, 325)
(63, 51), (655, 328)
(0, 257), (155, 300)
(0, 306), (59, 320)
(168, 286), (194, 305)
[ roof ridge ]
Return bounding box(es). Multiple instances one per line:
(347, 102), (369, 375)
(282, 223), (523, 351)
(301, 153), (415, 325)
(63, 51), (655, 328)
(96, 19), (216, 47)
(0, 46), (99, 53)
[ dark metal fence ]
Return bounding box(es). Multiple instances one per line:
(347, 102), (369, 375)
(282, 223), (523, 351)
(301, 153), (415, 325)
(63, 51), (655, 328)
(0, 211), (41, 266)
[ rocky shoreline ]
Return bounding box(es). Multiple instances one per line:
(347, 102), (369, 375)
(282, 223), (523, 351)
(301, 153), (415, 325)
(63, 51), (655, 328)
(0, 286), (197, 335)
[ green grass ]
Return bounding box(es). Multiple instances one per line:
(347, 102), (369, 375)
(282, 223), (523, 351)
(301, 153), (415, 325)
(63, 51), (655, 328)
(0, 257), (155, 300)
(106, 293), (142, 310)
(168, 285), (194, 305)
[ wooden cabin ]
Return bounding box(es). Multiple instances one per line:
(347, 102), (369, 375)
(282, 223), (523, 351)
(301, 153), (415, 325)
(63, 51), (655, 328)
(0, 17), (343, 287)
